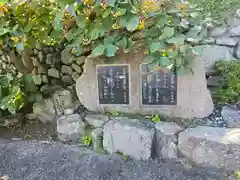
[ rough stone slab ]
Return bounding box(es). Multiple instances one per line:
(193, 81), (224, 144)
(229, 25), (240, 36)
(62, 75), (73, 85)
(210, 26), (227, 37)
(0, 141), (228, 180)
(216, 37), (238, 46)
(57, 114), (86, 142)
(53, 89), (73, 115)
(32, 75), (42, 85)
(85, 114), (109, 128)
(103, 119), (155, 161)
(48, 68), (60, 78)
(33, 99), (57, 124)
(178, 126), (240, 170)
(221, 105), (240, 128)
(194, 45), (235, 72)
(61, 45), (75, 65)
(155, 122), (184, 136)
(76, 54), (213, 118)
(155, 122), (184, 160)
(61, 65), (73, 75)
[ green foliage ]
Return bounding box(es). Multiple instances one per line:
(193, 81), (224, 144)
(234, 170), (240, 180)
(0, 74), (40, 114)
(82, 135), (92, 146)
(213, 61), (240, 104)
(192, 0), (240, 21)
(151, 114), (161, 123)
(0, 0), (205, 73)
(107, 110), (121, 117)
(117, 151), (129, 161)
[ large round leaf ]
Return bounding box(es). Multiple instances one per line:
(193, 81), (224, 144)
(92, 44), (105, 57)
(126, 15), (140, 32)
(106, 44), (117, 57)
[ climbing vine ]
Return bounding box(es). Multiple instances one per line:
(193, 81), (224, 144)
(0, 0), (205, 74)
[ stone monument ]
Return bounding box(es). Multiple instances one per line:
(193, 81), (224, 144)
(76, 51), (213, 118)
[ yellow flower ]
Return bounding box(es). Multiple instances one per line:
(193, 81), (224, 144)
(175, 3), (187, 17)
(83, 0), (89, 5)
(0, 5), (8, 13)
(141, 0), (159, 12)
(112, 24), (120, 30)
(10, 36), (20, 42)
(160, 49), (167, 57)
(136, 20), (144, 31)
(112, 11), (121, 18)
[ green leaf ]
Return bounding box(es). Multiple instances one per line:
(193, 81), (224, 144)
(74, 45), (82, 56)
(162, 27), (174, 39)
(103, 8), (112, 18)
(130, 6), (138, 14)
(167, 50), (178, 58)
(20, 74), (36, 93)
(119, 8), (127, 15)
(0, 28), (11, 36)
(65, 4), (76, 17)
(166, 35), (186, 46)
(116, 36), (128, 49)
(107, 0), (116, 7)
(0, 0), (7, 5)
(53, 12), (63, 31)
(23, 23), (32, 33)
(76, 15), (86, 28)
(125, 38), (133, 52)
(167, 8), (180, 14)
(149, 42), (164, 52)
(119, 16), (128, 28)
(159, 57), (171, 67)
(92, 44), (105, 57)
(106, 44), (117, 57)
(65, 30), (75, 41)
(126, 15), (139, 32)
(58, 0), (75, 5)
(104, 36), (115, 45)
(143, 55), (155, 64)
(90, 29), (100, 40)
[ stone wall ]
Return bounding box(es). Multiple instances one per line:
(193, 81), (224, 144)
(196, 13), (240, 73)
(0, 45), (86, 97)
(57, 110), (240, 171)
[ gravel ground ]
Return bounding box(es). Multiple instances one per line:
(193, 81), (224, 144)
(0, 140), (231, 180)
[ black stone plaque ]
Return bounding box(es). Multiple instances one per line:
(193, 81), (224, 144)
(97, 64), (129, 105)
(140, 64), (177, 105)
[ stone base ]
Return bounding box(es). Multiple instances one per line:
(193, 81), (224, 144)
(76, 53), (213, 118)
